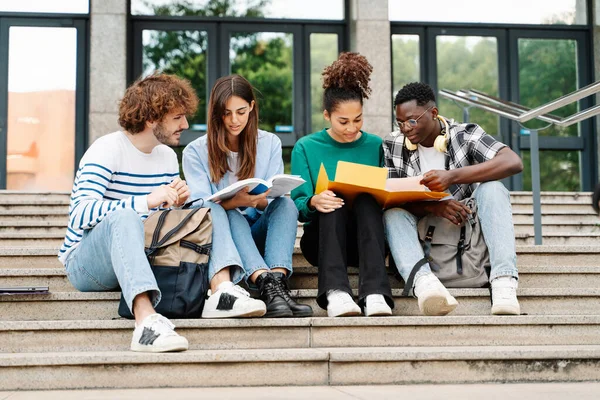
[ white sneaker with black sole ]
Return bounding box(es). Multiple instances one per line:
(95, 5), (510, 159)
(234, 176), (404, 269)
(413, 272), (458, 316)
(491, 276), (520, 315)
(130, 313), (188, 353)
(202, 281), (267, 318)
(326, 289), (362, 317)
(364, 294), (393, 317)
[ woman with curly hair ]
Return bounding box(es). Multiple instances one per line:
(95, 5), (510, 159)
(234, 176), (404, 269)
(183, 74), (313, 318)
(291, 52), (394, 317)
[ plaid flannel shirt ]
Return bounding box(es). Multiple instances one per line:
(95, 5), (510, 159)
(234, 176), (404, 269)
(382, 117), (506, 201)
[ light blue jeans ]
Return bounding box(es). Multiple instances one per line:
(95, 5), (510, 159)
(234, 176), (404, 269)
(225, 197), (298, 287)
(64, 208), (160, 313)
(383, 181), (518, 284)
(201, 201), (245, 285)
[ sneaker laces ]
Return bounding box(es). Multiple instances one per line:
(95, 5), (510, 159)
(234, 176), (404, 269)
(414, 273), (445, 297)
(229, 284), (251, 299)
(144, 314), (177, 337)
(328, 290), (354, 305)
(492, 278), (518, 302)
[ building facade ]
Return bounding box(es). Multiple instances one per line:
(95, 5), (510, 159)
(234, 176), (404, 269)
(0, 0), (599, 192)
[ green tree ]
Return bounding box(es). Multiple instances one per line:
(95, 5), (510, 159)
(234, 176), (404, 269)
(141, 0), (270, 127)
(518, 38), (580, 191)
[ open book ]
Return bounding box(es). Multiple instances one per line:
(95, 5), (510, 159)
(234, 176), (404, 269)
(207, 174), (306, 202)
(316, 161), (448, 208)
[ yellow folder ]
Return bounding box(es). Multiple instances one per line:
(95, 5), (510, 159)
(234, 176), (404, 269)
(315, 161), (449, 208)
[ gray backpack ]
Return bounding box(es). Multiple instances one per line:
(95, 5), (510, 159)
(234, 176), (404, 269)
(401, 197), (490, 296)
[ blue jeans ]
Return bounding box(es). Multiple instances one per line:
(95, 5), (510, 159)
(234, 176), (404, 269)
(226, 197), (298, 287)
(383, 181), (518, 283)
(201, 201), (245, 285)
(64, 208), (160, 313)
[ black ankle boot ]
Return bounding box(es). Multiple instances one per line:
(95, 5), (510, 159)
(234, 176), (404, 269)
(271, 272), (313, 317)
(256, 272), (293, 318)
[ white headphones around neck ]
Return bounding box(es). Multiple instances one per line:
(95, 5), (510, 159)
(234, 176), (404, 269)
(404, 115), (449, 153)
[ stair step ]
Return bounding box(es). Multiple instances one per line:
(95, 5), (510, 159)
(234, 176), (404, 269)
(3, 265), (600, 292)
(2, 315), (599, 354)
(1, 345), (600, 390)
(0, 245), (598, 269)
(2, 288), (600, 320)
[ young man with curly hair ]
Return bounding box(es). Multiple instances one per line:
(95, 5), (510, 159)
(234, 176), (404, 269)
(383, 82), (523, 317)
(59, 74), (266, 353)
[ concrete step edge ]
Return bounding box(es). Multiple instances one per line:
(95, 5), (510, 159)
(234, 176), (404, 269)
(4, 265), (600, 278)
(3, 345), (600, 367)
(2, 288), (599, 302)
(3, 315), (600, 332)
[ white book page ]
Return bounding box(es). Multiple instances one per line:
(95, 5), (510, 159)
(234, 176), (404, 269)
(267, 174), (306, 198)
(206, 178), (264, 202)
(385, 176), (428, 192)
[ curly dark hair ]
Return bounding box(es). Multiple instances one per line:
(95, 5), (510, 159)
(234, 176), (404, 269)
(593, 182), (600, 214)
(394, 82), (436, 107)
(322, 52), (372, 113)
(118, 73), (199, 134)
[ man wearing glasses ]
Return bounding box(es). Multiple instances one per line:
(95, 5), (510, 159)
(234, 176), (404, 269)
(382, 82), (524, 316)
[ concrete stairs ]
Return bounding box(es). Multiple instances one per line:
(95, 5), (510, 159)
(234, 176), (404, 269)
(1, 191), (600, 390)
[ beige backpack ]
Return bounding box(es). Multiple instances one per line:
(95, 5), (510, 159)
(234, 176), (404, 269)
(119, 207), (212, 319)
(401, 197), (490, 296)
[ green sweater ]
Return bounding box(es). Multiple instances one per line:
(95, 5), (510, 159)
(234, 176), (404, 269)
(291, 128), (384, 224)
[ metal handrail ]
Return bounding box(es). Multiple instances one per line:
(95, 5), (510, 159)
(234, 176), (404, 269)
(457, 89), (600, 127)
(439, 81), (600, 245)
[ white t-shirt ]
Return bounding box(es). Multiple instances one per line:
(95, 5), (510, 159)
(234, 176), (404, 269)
(417, 144), (445, 174)
(227, 151), (239, 185)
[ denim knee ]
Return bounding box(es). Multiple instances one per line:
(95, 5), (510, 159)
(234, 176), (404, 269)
(383, 207), (418, 231)
(266, 196), (299, 219)
(105, 208), (144, 233)
(474, 181), (509, 202)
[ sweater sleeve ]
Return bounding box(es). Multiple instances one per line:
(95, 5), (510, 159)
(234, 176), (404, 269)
(68, 148), (149, 231)
(290, 142), (318, 223)
(182, 141), (215, 202)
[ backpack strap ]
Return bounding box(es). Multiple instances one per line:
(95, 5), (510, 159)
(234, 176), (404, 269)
(456, 225), (466, 275)
(145, 208), (203, 257)
(401, 226), (440, 297)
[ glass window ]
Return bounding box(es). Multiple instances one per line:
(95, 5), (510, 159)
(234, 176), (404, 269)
(389, 0), (586, 25)
(518, 38), (579, 137)
(521, 150), (581, 191)
(229, 32), (294, 135)
(310, 33), (339, 132)
(391, 34), (420, 104)
(142, 29), (209, 131)
(131, 0), (344, 20)
(436, 36), (500, 136)
(7, 27), (77, 191)
(0, 0), (89, 14)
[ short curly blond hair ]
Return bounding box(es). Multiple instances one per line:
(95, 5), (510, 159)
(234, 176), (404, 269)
(118, 73), (199, 134)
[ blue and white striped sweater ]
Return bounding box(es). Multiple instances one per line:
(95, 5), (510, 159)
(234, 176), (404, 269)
(58, 131), (179, 265)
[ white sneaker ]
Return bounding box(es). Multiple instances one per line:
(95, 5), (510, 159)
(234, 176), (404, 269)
(413, 273), (458, 316)
(491, 276), (520, 315)
(326, 290), (362, 317)
(202, 281), (266, 318)
(130, 313), (188, 353)
(364, 294), (393, 317)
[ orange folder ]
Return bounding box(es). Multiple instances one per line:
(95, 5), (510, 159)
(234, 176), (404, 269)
(315, 161), (448, 209)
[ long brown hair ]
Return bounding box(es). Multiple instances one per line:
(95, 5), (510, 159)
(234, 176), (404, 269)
(207, 74), (259, 183)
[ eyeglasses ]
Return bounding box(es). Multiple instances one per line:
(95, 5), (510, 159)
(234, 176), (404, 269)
(394, 106), (433, 131)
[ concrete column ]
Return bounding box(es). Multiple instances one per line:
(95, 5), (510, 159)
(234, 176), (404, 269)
(349, 0), (392, 138)
(89, 0), (127, 144)
(593, 1), (600, 182)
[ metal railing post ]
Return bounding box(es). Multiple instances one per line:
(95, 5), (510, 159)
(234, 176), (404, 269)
(529, 129), (543, 245)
